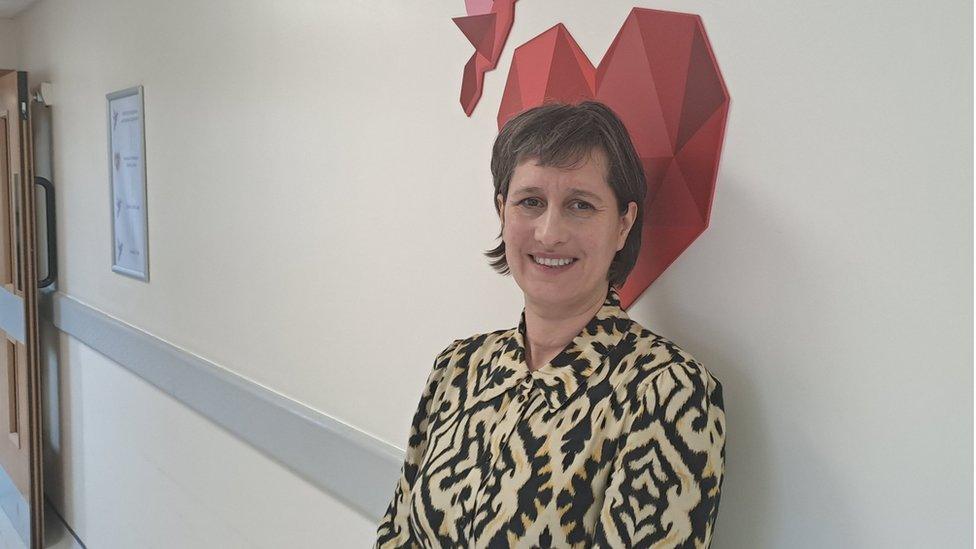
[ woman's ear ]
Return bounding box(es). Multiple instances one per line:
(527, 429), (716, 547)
(496, 193), (505, 225)
(617, 201), (638, 251)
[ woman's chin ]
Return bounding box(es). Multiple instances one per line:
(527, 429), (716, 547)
(521, 281), (580, 303)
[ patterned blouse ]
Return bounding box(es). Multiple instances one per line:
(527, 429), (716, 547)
(375, 286), (726, 548)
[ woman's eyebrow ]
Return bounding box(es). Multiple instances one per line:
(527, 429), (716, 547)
(511, 186), (604, 202)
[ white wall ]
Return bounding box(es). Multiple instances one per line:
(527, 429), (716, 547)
(0, 18), (18, 67)
(47, 331), (370, 548)
(11, 0), (974, 547)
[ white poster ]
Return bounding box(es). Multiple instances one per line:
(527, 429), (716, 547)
(107, 86), (149, 280)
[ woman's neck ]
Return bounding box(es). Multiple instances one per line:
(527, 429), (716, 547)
(523, 284), (608, 371)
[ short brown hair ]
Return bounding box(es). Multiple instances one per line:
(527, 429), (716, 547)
(484, 101), (647, 289)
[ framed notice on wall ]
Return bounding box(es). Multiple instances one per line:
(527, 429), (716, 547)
(107, 85), (149, 281)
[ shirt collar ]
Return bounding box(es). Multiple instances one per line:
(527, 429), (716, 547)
(476, 286), (636, 411)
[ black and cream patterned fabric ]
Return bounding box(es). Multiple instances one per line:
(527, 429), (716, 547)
(376, 286), (726, 548)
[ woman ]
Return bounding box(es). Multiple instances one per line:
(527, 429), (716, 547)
(376, 101), (726, 548)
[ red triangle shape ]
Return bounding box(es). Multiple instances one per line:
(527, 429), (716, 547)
(453, 13), (497, 59)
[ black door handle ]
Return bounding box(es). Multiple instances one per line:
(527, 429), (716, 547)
(34, 176), (56, 289)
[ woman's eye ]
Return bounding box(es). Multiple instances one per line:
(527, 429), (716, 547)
(571, 201), (594, 211)
(519, 197), (543, 208)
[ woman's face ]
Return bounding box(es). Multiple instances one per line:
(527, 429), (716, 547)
(496, 147), (638, 312)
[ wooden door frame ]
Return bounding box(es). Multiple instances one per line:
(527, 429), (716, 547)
(0, 68), (45, 549)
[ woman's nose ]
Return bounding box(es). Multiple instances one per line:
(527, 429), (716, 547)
(535, 207), (569, 247)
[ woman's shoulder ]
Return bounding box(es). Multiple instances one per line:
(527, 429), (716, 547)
(617, 321), (723, 400)
(448, 327), (515, 355)
(429, 328), (515, 369)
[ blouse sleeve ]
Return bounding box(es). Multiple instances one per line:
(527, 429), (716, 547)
(375, 338), (463, 549)
(592, 360), (726, 548)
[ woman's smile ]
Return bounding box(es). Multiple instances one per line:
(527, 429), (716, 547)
(528, 254), (578, 273)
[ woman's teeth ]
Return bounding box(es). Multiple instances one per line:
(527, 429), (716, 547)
(531, 255), (576, 267)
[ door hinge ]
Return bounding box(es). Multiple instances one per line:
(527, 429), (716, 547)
(17, 72), (29, 120)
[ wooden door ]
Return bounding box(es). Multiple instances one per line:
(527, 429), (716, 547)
(0, 69), (44, 549)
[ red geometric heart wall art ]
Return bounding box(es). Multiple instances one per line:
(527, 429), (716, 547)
(452, 0), (519, 115)
(497, 8), (730, 309)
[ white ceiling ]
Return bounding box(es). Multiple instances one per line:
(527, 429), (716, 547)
(0, 0), (38, 19)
